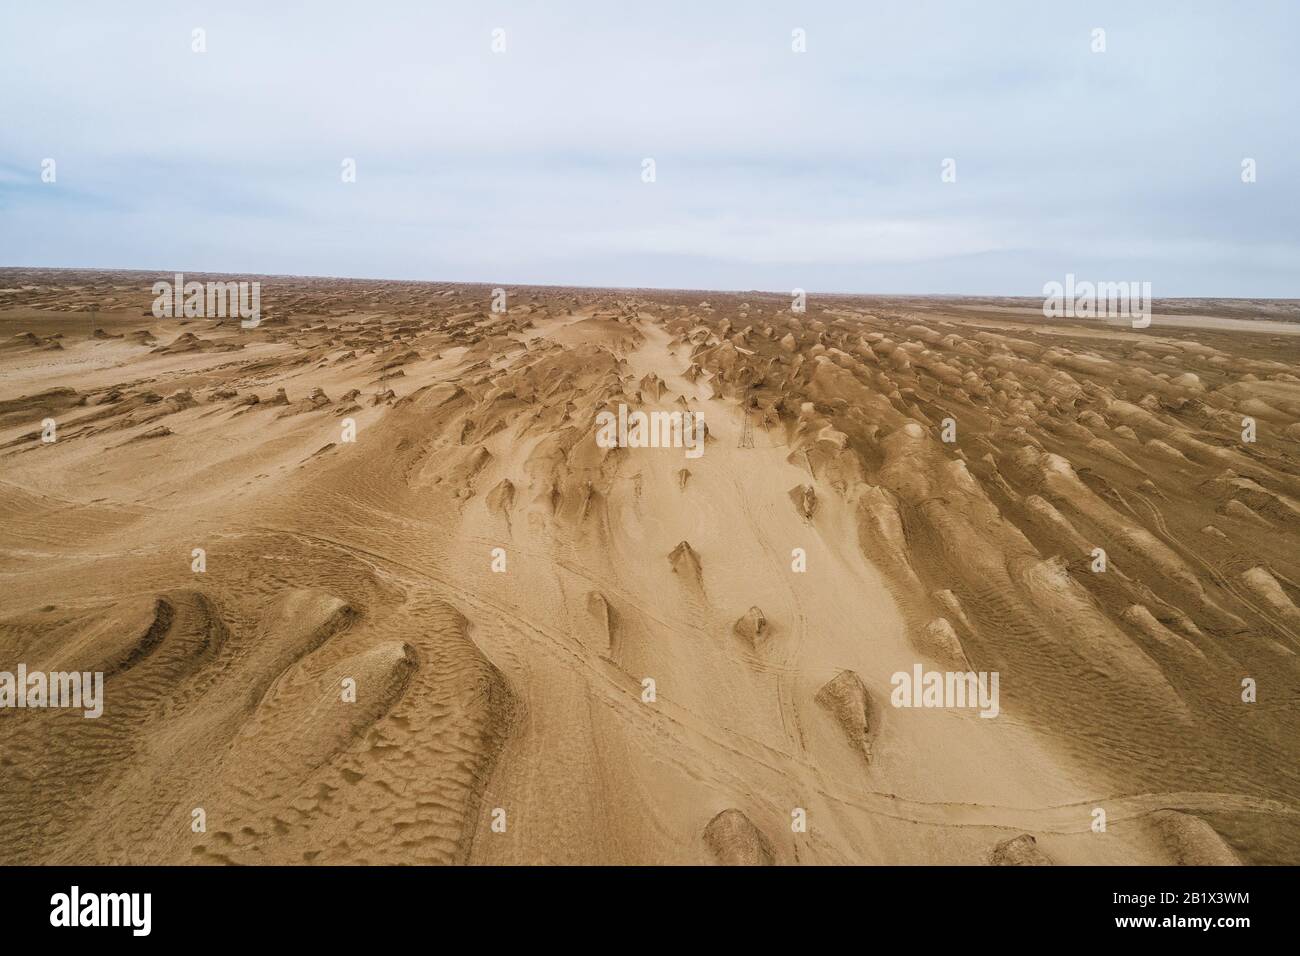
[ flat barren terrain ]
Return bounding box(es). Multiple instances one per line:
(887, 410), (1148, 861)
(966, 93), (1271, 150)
(1, 268), (1298, 864)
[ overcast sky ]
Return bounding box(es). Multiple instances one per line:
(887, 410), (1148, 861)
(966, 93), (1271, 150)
(1, 1), (1296, 295)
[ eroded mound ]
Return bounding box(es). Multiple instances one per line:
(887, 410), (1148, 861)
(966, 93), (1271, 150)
(703, 809), (776, 865)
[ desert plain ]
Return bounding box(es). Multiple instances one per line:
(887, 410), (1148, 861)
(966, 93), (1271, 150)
(0, 268), (1297, 865)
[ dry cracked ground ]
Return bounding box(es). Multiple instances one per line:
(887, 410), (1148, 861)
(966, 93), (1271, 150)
(1, 267), (1298, 865)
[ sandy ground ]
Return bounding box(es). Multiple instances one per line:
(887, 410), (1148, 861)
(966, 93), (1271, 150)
(1, 268), (1298, 865)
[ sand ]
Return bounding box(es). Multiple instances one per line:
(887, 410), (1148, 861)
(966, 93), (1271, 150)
(0, 268), (1297, 865)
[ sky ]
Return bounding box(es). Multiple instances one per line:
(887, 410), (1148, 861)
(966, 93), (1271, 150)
(1, 1), (1296, 295)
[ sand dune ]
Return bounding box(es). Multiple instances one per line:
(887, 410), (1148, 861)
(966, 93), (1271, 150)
(1, 269), (1298, 864)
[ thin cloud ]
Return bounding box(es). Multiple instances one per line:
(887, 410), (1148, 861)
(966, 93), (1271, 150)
(0, 0), (1295, 294)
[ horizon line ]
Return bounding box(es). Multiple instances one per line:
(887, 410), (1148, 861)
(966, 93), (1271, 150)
(1, 264), (1297, 304)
